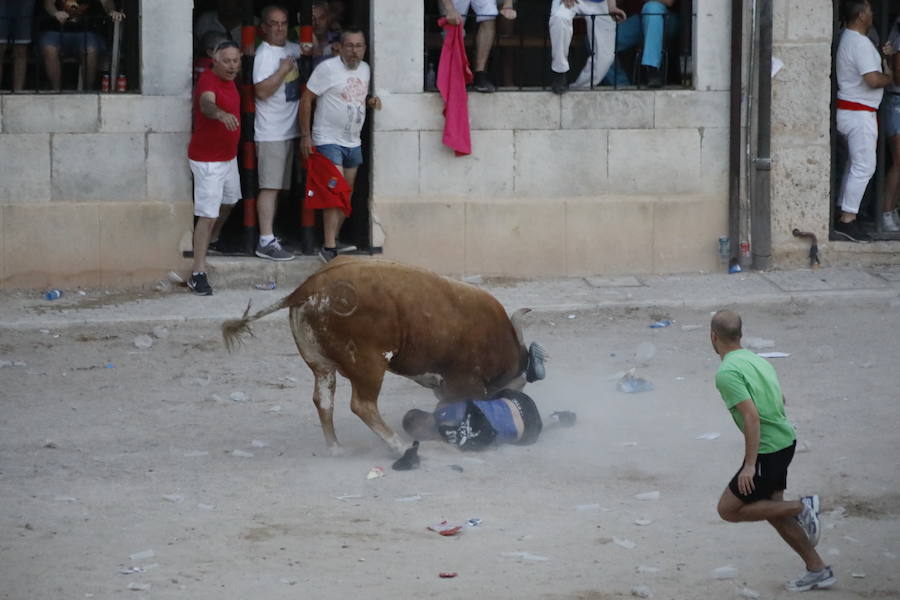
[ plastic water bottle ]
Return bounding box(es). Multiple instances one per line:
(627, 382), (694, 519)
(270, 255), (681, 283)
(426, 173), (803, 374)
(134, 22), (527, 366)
(44, 289), (63, 301)
(425, 61), (436, 90)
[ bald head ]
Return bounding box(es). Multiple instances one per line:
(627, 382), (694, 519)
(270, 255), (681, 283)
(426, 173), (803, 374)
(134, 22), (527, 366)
(711, 310), (742, 344)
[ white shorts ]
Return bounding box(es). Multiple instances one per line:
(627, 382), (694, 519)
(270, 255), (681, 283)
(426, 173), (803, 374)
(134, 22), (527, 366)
(447, 0), (498, 23)
(189, 158), (241, 218)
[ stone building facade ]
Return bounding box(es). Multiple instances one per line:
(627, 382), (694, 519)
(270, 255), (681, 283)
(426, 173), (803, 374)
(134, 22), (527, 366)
(0, 1), (894, 289)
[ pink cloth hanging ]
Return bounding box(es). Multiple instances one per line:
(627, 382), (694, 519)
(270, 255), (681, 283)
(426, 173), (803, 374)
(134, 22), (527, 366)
(437, 17), (473, 156)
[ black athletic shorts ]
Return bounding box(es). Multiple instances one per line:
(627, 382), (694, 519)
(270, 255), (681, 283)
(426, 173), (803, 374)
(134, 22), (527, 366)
(728, 440), (796, 503)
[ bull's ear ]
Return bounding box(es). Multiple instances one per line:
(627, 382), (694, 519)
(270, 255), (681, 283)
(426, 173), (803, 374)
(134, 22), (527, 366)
(510, 308), (532, 347)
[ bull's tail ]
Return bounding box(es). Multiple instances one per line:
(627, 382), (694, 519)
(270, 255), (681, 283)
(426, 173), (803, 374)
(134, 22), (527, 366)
(222, 297), (294, 352)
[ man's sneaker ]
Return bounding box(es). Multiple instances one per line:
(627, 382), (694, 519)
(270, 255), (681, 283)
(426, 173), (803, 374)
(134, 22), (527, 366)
(551, 71), (568, 95)
(882, 211), (900, 232)
(785, 566), (836, 592)
(187, 272), (213, 296)
(833, 219), (871, 242)
(335, 241), (357, 254)
(319, 247), (338, 263)
(642, 65), (663, 88)
(796, 494), (821, 546)
(473, 71), (496, 93)
(255, 239), (296, 261)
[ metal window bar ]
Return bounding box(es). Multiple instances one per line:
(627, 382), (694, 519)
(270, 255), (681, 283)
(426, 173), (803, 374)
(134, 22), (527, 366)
(0, 14), (132, 94)
(423, 9), (692, 91)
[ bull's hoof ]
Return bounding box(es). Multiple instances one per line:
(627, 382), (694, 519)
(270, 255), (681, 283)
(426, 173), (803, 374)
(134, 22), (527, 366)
(328, 444), (348, 457)
(391, 441), (420, 471)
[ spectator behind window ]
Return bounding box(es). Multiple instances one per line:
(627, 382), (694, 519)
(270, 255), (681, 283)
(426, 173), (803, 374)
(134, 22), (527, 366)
(37, 0), (125, 91)
(0, 0), (37, 92)
(602, 0), (678, 88)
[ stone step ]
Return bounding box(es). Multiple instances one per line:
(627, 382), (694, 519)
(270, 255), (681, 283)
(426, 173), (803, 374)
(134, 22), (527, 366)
(203, 255), (323, 291)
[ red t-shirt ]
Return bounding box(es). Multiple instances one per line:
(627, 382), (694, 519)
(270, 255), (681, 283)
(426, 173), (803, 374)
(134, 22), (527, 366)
(188, 69), (240, 162)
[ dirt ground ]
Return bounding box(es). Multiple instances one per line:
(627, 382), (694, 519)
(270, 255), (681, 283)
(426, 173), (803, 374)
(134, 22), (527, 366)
(1, 299), (899, 599)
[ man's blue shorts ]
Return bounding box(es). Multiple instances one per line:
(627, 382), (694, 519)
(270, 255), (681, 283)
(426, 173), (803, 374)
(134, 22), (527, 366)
(0, 0), (36, 44)
(38, 30), (106, 55)
(316, 144), (363, 168)
(884, 93), (900, 139)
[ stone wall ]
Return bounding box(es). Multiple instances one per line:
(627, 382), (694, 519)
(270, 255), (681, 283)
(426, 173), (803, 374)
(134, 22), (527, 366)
(0, 2), (194, 289)
(371, 0), (735, 276)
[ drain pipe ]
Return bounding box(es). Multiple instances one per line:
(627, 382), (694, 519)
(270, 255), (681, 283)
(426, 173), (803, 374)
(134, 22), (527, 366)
(751, 0), (773, 269)
(728, 0), (744, 267)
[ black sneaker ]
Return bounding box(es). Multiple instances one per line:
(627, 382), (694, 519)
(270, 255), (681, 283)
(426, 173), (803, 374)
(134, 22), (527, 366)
(473, 71), (496, 93)
(643, 65), (663, 88)
(318, 247), (338, 263)
(187, 272), (213, 296)
(833, 219), (871, 242)
(207, 239), (225, 255)
(551, 71), (568, 95)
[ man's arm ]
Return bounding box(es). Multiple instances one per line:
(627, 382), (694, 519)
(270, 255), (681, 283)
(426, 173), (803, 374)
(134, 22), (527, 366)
(199, 90), (239, 131)
(733, 398), (760, 496)
(439, 0), (462, 25)
(298, 87), (317, 160)
(255, 56), (296, 101)
(607, 0), (626, 22)
(45, 0), (68, 23)
(894, 51), (900, 86)
(99, 0), (125, 21)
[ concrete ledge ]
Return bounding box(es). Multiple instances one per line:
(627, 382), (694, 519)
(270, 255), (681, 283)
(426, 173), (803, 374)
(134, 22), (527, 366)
(377, 194), (726, 276)
(2, 95), (99, 133)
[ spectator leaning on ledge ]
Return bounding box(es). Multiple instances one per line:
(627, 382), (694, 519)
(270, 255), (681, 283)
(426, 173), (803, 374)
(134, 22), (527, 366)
(38, 0), (125, 91)
(439, 0), (516, 93)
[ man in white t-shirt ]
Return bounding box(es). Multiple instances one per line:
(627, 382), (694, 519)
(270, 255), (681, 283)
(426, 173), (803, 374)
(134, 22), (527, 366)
(882, 16), (900, 233)
(252, 4), (299, 261)
(299, 29), (381, 263)
(834, 0), (894, 242)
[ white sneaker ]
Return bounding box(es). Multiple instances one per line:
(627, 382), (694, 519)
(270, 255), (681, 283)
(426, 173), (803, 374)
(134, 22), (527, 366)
(785, 566), (836, 592)
(882, 211), (900, 232)
(796, 495), (821, 546)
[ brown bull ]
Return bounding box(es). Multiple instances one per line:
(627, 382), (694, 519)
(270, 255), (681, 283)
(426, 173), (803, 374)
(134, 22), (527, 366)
(222, 257), (544, 456)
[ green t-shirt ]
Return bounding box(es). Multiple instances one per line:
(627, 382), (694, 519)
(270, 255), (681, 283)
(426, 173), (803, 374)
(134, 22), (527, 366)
(715, 349), (796, 454)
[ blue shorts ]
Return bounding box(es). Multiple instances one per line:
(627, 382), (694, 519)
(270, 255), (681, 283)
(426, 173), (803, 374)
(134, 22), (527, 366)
(39, 30), (107, 55)
(0, 0), (36, 44)
(316, 144), (363, 168)
(884, 93), (900, 139)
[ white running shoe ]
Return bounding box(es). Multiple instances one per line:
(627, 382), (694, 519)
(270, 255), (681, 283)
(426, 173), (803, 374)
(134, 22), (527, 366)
(785, 566), (836, 592)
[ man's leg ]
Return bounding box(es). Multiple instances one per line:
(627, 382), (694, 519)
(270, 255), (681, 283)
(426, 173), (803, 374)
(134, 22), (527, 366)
(191, 217), (216, 275)
(13, 43), (28, 91)
(41, 42), (62, 91)
(209, 203), (234, 243)
(549, 0), (576, 76)
(601, 15), (641, 86)
(474, 19), (495, 72)
(572, 6), (616, 89)
(837, 110), (877, 222)
(882, 130), (900, 231)
(257, 188), (279, 239)
(639, 1), (669, 69)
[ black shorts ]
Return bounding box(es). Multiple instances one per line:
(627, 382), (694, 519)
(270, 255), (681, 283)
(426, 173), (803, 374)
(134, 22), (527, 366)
(728, 440), (796, 503)
(491, 389), (543, 445)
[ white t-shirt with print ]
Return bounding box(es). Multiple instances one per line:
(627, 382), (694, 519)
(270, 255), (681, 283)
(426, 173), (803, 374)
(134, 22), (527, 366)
(306, 56), (370, 148)
(253, 41), (301, 141)
(836, 28), (884, 108)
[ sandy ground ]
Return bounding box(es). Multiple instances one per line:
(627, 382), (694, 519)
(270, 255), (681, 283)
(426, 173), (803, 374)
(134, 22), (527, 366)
(1, 298), (899, 599)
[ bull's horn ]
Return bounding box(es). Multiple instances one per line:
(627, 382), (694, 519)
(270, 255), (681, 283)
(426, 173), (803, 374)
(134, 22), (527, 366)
(510, 308), (532, 347)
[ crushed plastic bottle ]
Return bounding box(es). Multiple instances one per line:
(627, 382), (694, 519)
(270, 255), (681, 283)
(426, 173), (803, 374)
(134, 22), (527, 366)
(649, 319), (671, 328)
(631, 585), (653, 598)
(617, 370), (654, 393)
(711, 565), (738, 580)
(44, 289), (63, 301)
(133, 335), (154, 350)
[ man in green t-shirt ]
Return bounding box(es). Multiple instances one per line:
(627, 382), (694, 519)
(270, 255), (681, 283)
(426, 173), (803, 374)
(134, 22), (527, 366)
(711, 310), (835, 592)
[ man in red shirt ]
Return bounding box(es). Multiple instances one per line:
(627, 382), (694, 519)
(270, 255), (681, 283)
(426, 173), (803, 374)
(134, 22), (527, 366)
(186, 40), (242, 296)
